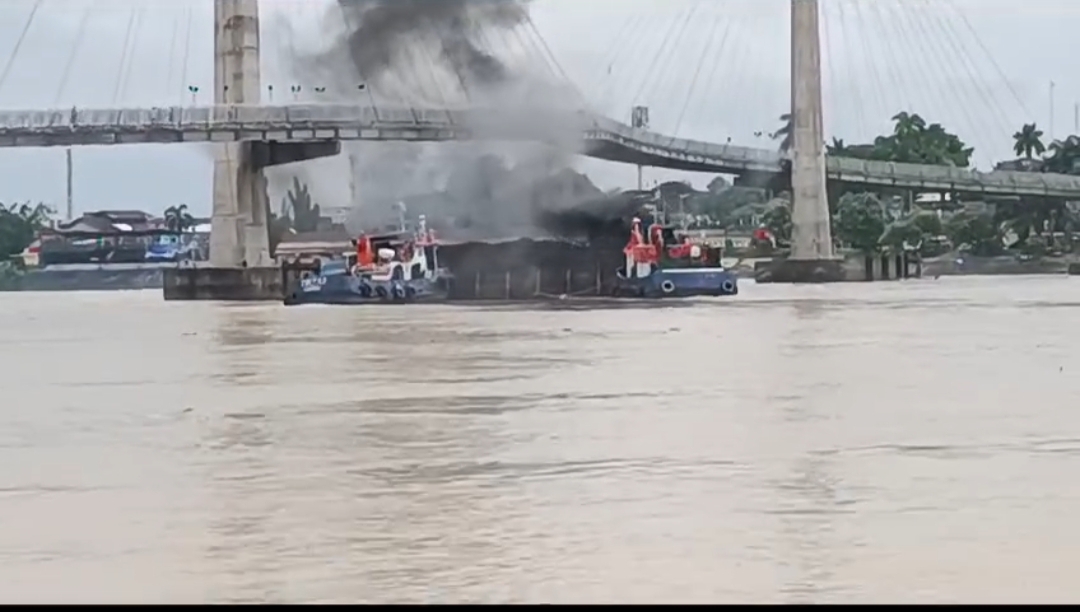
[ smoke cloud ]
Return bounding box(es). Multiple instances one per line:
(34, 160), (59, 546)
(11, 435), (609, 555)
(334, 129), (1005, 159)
(267, 0), (600, 239)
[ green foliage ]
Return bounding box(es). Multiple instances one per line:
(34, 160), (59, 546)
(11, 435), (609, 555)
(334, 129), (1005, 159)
(880, 210), (941, 251)
(833, 193), (888, 253)
(762, 200), (792, 245)
(822, 114), (1080, 258)
(771, 113), (792, 152)
(827, 112), (974, 167)
(280, 176), (321, 233)
(944, 209), (1003, 256)
(706, 176), (730, 194)
(0, 260), (21, 289)
(163, 204), (195, 233)
(1044, 135), (1080, 174)
(1013, 123), (1046, 159)
(686, 185), (767, 228)
(0, 201), (52, 262)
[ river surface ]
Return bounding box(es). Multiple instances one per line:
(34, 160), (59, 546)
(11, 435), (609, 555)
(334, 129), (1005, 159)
(1, 277), (1079, 604)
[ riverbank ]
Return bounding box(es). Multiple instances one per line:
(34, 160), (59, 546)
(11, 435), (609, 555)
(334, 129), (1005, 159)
(0, 264), (166, 292)
(921, 254), (1078, 277)
(2, 254), (1078, 294)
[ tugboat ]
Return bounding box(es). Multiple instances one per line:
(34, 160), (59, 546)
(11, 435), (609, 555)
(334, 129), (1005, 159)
(284, 215), (452, 306)
(614, 215), (739, 298)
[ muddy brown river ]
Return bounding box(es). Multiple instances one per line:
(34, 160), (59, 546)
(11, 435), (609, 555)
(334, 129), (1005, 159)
(2, 277), (1079, 603)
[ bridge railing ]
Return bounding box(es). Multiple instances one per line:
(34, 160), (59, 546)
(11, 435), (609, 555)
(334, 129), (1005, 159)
(588, 113), (784, 169)
(3, 103), (1080, 196)
(830, 156), (1080, 197)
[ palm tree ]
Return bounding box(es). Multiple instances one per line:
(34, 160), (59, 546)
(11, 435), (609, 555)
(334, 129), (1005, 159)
(827, 137), (848, 156)
(891, 112), (927, 140)
(1012, 123), (1046, 159)
(770, 113), (793, 152)
(163, 204), (195, 233)
(281, 177), (321, 233)
(1046, 135), (1080, 171)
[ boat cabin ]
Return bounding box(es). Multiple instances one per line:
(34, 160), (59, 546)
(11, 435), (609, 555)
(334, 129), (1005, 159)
(351, 215), (442, 282)
(622, 217), (720, 279)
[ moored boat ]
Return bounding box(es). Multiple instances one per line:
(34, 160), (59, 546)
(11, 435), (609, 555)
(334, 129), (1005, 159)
(283, 216), (453, 306)
(613, 216), (738, 298)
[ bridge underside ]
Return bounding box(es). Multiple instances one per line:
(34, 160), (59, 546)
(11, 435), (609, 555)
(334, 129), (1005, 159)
(582, 140), (763, 176)
(250, 141), (340, 169)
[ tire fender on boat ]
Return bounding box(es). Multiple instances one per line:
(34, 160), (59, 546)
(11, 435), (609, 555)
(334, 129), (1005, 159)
(721, 279), (736, 293)
(660, 279), (676, 295)
(392, 283), (407, 300)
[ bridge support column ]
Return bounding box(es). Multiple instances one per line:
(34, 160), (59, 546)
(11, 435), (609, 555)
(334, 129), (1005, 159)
(208, 0), (272, 269)
(771, 0), (844, 282)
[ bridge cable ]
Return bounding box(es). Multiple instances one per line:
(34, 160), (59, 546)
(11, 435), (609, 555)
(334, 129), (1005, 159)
(391, 20), (438, 104)
(335, 0), (381, 109)
(837, 1), (887, 134)
(885, 0), (989, 163)
(118, 5), (147, 104)
(942, 0), (1033, 120)
(918, 0), (1011, 168)
(633, 2), (701, 110)
(649, 4), (706, 125)
(54, 0), (95, 107)
(914, 1), (1015, 164)
(850, 0), (897, 130)
(510, 25), (565, 94)
(721, 4), (781, 148)
(927, 1), (1020, 139)
(164, 4), (182, 104)
(595, 12), (642, 86)
(687, 8), (758, 145)
(427, 21), (473, 104)
(820, 2), (866, 139)
(861, 1), (913, 114)
(594, 12), (656, 115)
(682, 10), (749, 144)
(0, 0), (45, 100)
(413, 28), (452, 107)
(267, 2), (294, 100)
(523, 16), (585, 106)
(627, 4), (695, 108)
(178, 4), (193, 105)
(881, 0), (994, 166)
(672, 12), (732, 139)
(111, 5), (139, 105)
(492, 19), (569, 102)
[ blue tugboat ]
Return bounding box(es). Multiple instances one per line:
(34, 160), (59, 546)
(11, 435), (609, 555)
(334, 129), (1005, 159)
(614, 216), (738, 298)
(284, 216), (452, 306)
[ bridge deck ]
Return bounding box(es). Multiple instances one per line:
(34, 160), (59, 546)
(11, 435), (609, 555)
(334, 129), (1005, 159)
(0, 103), (1078, 197)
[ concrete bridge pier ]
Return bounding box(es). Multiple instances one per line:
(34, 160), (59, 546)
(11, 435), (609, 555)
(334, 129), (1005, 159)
(208, 0), (271, 270)
(167, 0), (340, 300)
(767, 0), (845, 283)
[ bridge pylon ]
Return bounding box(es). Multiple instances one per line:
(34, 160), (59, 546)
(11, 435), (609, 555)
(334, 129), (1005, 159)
(208, 0), (272, 269)
(767, 0), (845, 282)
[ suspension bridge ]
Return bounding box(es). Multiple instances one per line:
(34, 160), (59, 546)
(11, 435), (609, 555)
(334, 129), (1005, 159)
(0, 0), (1074, 278)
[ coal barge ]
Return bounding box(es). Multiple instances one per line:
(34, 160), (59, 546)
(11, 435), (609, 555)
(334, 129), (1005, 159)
(283, 193), (738, 305)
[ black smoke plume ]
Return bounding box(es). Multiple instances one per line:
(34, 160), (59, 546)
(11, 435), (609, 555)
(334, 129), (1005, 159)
(336, 0), (530, 91)
(275, 0), (615, 241)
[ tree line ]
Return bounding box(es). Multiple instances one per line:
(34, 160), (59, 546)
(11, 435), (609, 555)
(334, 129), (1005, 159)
(678, 111), (1080, 258)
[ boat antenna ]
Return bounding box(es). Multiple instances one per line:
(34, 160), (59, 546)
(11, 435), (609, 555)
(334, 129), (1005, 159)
(394, 201), (408, 233)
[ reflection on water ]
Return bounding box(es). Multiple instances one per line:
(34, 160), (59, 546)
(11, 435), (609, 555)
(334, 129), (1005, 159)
(2, 277), (1080, 603)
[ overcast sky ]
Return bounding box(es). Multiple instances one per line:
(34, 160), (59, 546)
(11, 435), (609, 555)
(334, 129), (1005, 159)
(0, 0), (1076, 217)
